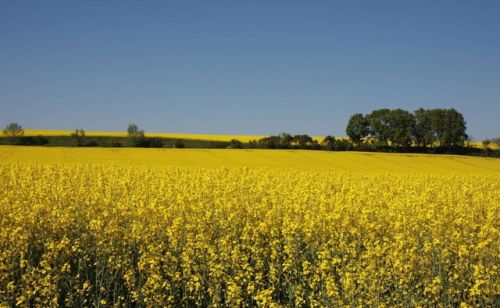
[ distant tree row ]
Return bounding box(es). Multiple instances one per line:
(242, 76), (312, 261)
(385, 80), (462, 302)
(0, 123), (183, 148)
(71, 124), (168, 147)
(2, 119), (499, 157)
(346, 108), (468, 147)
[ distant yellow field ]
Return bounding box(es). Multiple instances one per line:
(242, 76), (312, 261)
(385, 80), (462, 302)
(1, 146), (498, 174)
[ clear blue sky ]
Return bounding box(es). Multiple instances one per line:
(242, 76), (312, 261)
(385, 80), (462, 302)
(1, 1), (499, 139)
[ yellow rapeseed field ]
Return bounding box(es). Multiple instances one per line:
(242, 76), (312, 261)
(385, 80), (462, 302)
(0, 146), (498, 306)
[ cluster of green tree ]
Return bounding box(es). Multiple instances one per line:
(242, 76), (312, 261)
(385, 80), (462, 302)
(247, 132), (500, 157)
(248, 133), (356, 151)
(249, 133), (319, 149)
(0, 123), (48, 145)
(346, 108), (468, 147)
(0, 123), (233, 148)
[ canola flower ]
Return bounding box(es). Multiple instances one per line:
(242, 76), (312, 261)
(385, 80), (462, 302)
(0, 147), (498, 306)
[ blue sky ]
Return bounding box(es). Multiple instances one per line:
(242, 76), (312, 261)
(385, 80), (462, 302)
(1, 1), (499, 139)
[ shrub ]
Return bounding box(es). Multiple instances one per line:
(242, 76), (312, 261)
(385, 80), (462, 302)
(229, 139), (243, 149)
(174, 140), (185, 148)
(148, 138), (164, 148)
(9, 136), (49, 146)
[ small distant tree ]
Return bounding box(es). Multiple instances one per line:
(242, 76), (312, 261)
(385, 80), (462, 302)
(127, 123), (145, 138)
(127, 123), (145, 147)
(72, 129), (85, 137)
(3, 122), (24, 137)
(71, 129), (86, 146)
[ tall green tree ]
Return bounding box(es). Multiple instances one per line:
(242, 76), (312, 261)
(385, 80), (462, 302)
(414, 108), (434, 147)
(425, 108), (468, 147)
(127, 123), (144, 138)
(367, 109), (392, 145)
(386, 109), (415, 147)
(346, 113), (369, 143)
(429, 109), (447, 146)
(442, 108), (467, 146)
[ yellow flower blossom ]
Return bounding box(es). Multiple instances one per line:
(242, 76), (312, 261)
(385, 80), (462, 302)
(0, 147), (498, 306)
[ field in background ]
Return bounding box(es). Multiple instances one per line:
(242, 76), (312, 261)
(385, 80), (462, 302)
(1, 146), (499, 174)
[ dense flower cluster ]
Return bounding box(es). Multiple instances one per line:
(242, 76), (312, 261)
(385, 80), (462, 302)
(0, 161), (498, 306)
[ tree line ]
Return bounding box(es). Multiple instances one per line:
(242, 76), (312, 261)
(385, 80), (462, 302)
(2, 117), (500, 157)
(248, 108), (469, 150)
(346, 108), (468, 147)
(0, 123), (231, 148)
(245, 108), (498, 156)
